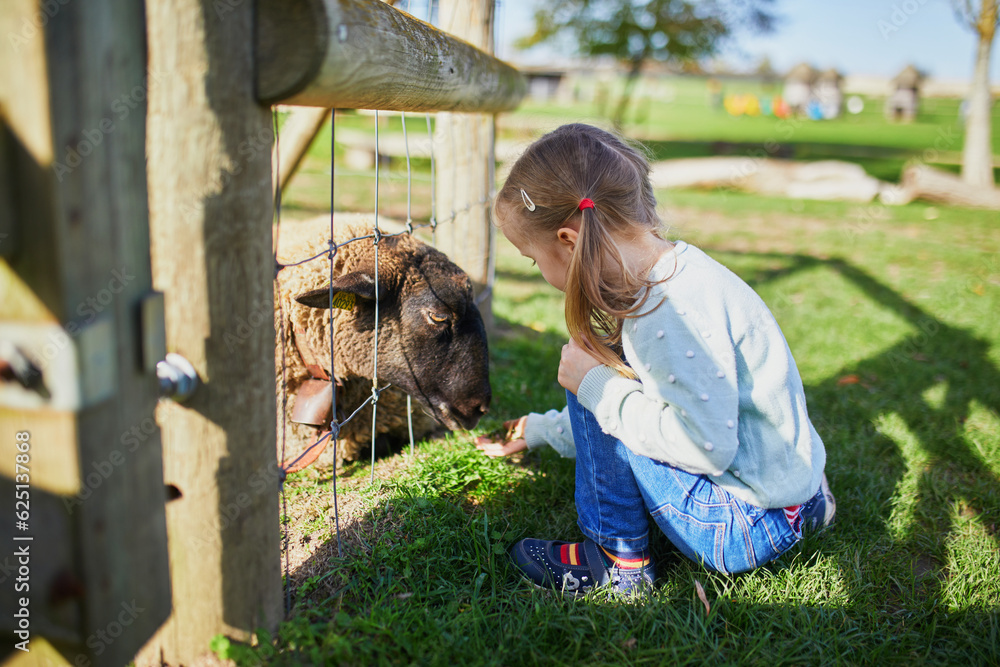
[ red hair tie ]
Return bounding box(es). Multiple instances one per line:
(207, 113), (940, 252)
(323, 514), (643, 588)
(578, 198), (595, 211)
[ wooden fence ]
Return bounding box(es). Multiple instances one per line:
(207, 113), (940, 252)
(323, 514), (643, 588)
(0, 0), (524, 664)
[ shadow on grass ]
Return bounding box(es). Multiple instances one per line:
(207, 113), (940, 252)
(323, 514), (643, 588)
(739, 253), (1000, 613)
(283, 317), (573, 589)
(270, 258), (1000, 664)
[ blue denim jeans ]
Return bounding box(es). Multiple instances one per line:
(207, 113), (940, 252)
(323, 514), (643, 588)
(568, 391), (801, 574)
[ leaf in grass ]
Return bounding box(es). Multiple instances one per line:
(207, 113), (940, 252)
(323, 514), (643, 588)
(694, 579), (711, 615)
(210, 635), (231, 659)
(837, 374), (860, 386)
(621, 637), (637, 650)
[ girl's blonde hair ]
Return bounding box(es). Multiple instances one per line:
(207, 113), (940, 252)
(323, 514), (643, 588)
(494, 124), (667, 378)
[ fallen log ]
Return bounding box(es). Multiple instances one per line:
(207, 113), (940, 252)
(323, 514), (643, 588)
(650, 157), (884, 203)
(900, 162), (1000, 210)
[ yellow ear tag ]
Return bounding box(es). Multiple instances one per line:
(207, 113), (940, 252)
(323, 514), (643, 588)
(331, 291), (356, 310)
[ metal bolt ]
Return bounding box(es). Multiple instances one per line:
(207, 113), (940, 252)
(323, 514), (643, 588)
(0, 341), (47, 397)
(156, 353), (199, 402)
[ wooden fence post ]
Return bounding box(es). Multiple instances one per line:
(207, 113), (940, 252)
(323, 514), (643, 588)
(135, 1), (282, 664)
(433, 0), (498, 329)
(2, 0), (520, 663)
(0, 1), (170, 664)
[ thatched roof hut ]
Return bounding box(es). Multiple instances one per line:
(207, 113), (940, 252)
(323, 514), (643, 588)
(785, 62), (818, 84)
(815, 68), (844, 119)
(886, 65), (923, 122)
(783, 63), (817, 114)
(892, 64), (923, 91)
(817, 68), (843, 86)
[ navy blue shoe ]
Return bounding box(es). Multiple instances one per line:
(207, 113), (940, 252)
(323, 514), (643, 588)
(800, 474), (836, 532)
(510, 537), (655, 598)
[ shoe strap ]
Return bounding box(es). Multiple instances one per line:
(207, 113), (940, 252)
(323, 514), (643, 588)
(581, 538), (613, 587)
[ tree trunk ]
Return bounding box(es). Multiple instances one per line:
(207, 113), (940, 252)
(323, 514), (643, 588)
(961, 0), (997, 188)
(612, 58), (644, 130)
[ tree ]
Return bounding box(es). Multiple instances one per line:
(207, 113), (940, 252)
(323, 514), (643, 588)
(953, 0), (998, 188)
(517, 0), (778, 127)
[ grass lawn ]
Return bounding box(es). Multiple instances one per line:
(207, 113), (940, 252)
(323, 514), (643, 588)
(223, 178), (1000, 664)
(280, 76), (1000, 221)
(507, 75), (1000, 183)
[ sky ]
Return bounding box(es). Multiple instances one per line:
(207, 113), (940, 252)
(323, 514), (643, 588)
(494, 0), (1000, 82)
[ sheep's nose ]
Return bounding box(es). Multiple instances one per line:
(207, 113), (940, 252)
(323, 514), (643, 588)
(452, 394), (490, 428)
(460, 397), (490, 416)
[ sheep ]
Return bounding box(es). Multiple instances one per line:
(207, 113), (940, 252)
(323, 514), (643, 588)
(274, 214), (491, 470)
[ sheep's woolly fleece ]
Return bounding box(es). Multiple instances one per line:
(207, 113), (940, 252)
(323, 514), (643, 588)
(274, 214), (442, 469)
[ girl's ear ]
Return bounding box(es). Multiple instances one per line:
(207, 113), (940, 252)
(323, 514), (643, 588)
(557, 226), (579, 251)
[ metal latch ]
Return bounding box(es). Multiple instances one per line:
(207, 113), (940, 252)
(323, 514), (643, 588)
(0, 317), (117, 410)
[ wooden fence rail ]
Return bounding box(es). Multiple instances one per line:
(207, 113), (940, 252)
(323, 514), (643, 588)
(257, 0), (526, 112)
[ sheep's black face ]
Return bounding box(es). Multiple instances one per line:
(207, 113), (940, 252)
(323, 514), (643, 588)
(295, 239), (491, 431)
(393, 264), (491, 431)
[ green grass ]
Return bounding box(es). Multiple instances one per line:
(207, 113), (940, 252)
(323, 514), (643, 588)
(248, 91), (1000, 665)
(516, 76), (1000, 154)
(280, 77), (1000, 223)
(278, 110), (438, 221)
(509, 75), (1000, 183)
(223, 184), (1000, 665)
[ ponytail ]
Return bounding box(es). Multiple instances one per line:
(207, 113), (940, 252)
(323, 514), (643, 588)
(495, 124), (667, 380)
(565, 206), (657, 380)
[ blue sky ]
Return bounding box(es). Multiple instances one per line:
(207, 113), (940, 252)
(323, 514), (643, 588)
(495, 0), (1000, 81)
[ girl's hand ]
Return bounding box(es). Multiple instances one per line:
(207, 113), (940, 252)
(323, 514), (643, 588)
(558, 338), (602, 395)
(474, 417), (528, 458)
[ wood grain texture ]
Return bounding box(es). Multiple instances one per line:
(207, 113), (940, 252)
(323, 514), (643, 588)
(0, 122), (16, 260)
(137, 1), (282, 663)
(432, 0), (497, 331)
(257, 0), (526, 112)
(0, 1), (171, 664)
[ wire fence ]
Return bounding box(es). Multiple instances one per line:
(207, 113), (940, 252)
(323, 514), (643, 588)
(271, 101), (494, 613)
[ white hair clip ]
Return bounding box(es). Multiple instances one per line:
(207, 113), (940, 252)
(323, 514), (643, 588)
(520, 188), (536, 211)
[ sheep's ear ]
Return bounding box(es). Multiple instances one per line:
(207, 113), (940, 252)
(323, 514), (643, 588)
(294, 271), (377, 309)
(330, 271), (378, 301)
(293, 287), (334, 309)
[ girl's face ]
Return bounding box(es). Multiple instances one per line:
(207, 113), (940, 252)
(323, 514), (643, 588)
(501, 217), (578, 292)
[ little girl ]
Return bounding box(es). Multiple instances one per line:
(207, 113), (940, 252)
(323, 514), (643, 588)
(478, 124), (834, 596)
